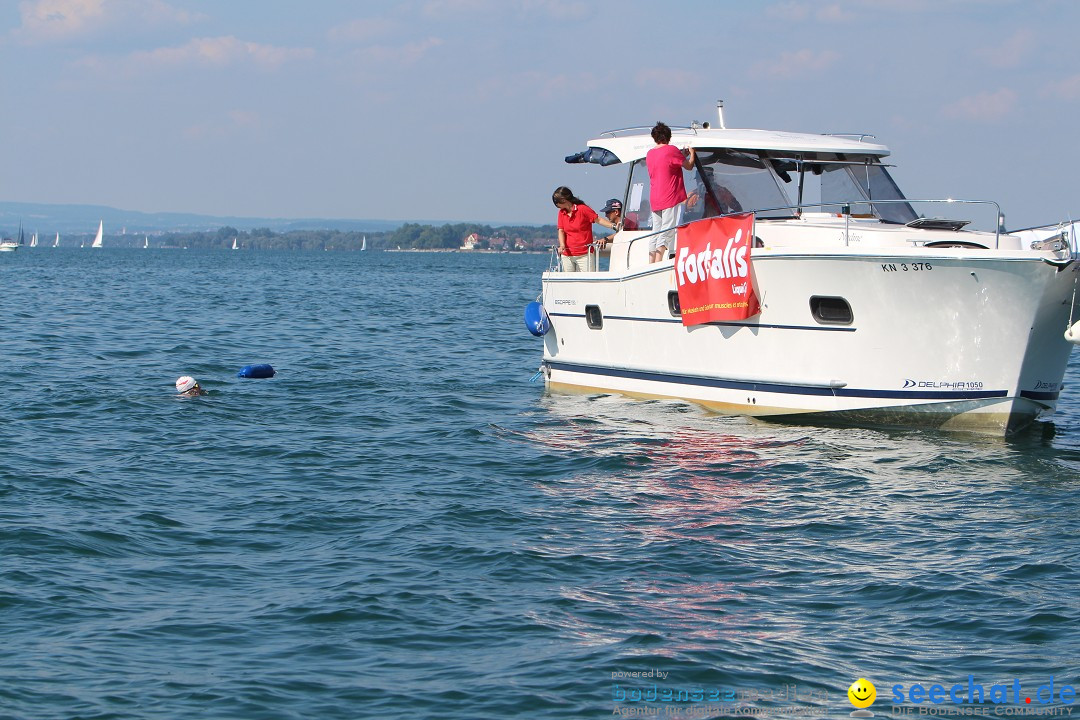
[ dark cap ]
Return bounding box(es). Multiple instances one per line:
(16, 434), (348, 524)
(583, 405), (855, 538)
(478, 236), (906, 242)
(601, 198), (623, 214)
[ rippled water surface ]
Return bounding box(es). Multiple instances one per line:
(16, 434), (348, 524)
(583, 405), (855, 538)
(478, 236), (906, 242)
(2, 249), (1078, 719)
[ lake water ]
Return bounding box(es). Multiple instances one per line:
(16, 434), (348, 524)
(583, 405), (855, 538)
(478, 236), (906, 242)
(1, 249), (1078, 719)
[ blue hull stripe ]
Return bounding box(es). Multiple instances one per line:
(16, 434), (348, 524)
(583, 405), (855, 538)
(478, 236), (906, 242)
(547, 361), (1010, 400)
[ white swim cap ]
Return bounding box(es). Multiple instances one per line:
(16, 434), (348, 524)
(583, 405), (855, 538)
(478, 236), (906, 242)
(175, 376), (198, 393)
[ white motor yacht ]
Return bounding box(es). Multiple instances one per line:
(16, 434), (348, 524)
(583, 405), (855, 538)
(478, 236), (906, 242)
(529, 103), (1080, 435)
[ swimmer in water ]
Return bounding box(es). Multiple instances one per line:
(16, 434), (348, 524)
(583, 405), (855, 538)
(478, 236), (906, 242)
(175, 376), (206, 397)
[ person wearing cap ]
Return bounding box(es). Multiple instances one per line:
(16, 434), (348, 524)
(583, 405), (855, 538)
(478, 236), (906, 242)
(601, 198), (638, 232)
(175, 376), (206, 397)
(552, 186), (618, 272)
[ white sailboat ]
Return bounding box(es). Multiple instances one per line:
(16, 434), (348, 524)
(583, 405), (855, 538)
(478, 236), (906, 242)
(29, 232), (38, 247)
(361, 235), (367, 251)
(53, 232), (60, 248)
(91, 220), (103, 248)
(144, 236), (149, 249)
(232, 237), (238, 250)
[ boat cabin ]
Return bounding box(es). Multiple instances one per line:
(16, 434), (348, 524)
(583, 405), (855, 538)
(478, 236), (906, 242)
(564, 124), (973, 271)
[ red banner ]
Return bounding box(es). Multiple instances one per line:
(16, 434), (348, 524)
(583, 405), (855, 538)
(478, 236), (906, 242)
(675, 214), (760, 326)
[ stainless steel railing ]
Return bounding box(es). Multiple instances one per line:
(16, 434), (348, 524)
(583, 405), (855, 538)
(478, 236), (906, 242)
(612, 198), (1005, 265)
(548, 241), (606, 272)
(548, 197), (1006, 273)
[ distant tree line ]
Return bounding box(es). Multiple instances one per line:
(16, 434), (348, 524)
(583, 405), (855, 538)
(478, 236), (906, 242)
(385, 223), (555, 250)
(74, 223), (559, 251)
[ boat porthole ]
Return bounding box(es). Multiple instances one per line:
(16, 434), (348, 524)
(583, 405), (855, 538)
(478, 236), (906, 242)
(667, 291), (681, 317)
(809, 296), (853, 325)
(585, 305), (603, 330)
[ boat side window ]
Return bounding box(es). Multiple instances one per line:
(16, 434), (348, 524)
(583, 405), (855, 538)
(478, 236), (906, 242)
(625, 161), (653, 230)
(585, 305), (604, 329)
(809, 296), (853, 325)
(820, 162), (917, 224)
(694, 150), (796, 220)
(667, 291), (681, 318)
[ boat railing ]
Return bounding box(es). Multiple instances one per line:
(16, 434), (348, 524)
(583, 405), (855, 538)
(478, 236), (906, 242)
(548, 197), (1007, 273)
(547, 242), (606, 272)
(612, 198), (1005, 266)
(1008, 220), (1080, 259)
(598, 125), (700, 139)
(821, 132), (877, 143)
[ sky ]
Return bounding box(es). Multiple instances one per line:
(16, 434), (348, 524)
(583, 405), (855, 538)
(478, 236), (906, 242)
(1, 0), (1079, 228)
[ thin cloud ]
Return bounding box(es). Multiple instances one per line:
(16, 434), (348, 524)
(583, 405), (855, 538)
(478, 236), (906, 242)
(182, 109), (264, 142)
(941, 88), (1018, 121)
(767, 2), (811, 20)
(129, 36), (314, 70)
(15, 0), (199, 44)
(476, 70), (594, 101)
(358, 37), (443, 67)
(1042, 74), (1080, 102)
(816, 4), (854, 21)
(519, 0), (588, 18)
(767, 2), (853, 22)
(848, 0), (1019, 9)
(976, 28), (1035, 68)
(420, 0), (587, 20)
(17, 0), (107, 41)
(751, 49), (840, 79)
(327, 17), (398, 44)
(343, 37), (445, 85)
(421, 0), (498, 18)
(634, 69), (705, 94)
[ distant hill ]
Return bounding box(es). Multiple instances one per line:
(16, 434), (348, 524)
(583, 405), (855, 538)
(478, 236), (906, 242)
(0, 201), (412, 235)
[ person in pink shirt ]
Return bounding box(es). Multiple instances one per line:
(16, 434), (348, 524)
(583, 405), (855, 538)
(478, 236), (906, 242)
(646, 122), (696, 263)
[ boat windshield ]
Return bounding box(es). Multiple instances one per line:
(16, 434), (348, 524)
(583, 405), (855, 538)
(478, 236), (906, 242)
(691, 150), (797, 221)
(623, 148), (796, 228)
(819, 162), (917, 224)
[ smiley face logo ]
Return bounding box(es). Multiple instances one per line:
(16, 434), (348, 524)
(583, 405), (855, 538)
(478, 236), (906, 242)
(848, 678), (876, 709)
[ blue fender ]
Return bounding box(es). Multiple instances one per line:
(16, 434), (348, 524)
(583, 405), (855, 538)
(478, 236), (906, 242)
(524, 302), (551, 337)
(238, 363), (276, 378)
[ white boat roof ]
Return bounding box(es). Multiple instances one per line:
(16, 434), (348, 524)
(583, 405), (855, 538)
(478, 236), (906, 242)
(587, 127), (891, 164)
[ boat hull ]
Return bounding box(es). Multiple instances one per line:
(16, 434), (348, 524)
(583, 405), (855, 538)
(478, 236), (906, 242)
(540, 248), (1078, 435)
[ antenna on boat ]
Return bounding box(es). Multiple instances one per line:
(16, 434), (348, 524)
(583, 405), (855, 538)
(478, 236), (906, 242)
(716, 99), (726, 129)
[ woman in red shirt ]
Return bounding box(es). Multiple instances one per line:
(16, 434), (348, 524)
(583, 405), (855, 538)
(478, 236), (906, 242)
(552, 186), (617, 272)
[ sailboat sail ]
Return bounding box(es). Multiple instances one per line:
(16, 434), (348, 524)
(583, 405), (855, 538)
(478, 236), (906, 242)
(92, 221), (103, 248)
(144, 236), (149, 249)
(30, 232), (38, 247)
(361, 235), (367, 251)
(232, 237), (238, 250)
(54, 232), (60, 247)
